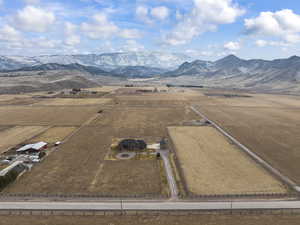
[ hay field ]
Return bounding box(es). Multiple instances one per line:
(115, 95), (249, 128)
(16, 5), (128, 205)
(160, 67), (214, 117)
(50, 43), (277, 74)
(0, 126), (48, 154)
(3, 100), (197, 194)
(0, 106), (100, 126)
(35, 98), (111, 106)
(168, 126), (287, 195)
(30, 126), (77, 143)
(89, 160), (162, 195)
(194, 92), (300, 184)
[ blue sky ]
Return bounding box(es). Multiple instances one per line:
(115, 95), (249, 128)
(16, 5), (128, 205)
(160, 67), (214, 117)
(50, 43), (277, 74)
(0, 0), (300, 60)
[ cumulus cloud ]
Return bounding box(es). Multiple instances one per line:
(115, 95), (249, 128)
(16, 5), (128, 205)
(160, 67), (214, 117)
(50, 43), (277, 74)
(64, 22), (80, 46)
(136, 6), (153, 24)
(0, 25), (22, 42)
(65, 35), (80, 46)
(151, 6), (170, 20)
(164, 0), (245, 45)
(12, 6), (55, 32)
(255, 40), (267, 47)
(121, 40), (145, 52)
(136, 5), (170, 23)
(81, 13), (119, 39)
(245, 9), (300, 44)
(119, 29), (142, 39)
(224, 41), (240, 51)
(81, 13), (141, 40)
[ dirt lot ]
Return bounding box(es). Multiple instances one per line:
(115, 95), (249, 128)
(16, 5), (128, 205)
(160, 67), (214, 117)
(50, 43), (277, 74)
(1, 215), (300, 225)
(29, 126), (77, 143)
(194, 92), (300, 185)
(0, 126), (48, 154)
(168, 126), (287, 195)
(0, 106), (101, 126)
(35, 98), (111, 106)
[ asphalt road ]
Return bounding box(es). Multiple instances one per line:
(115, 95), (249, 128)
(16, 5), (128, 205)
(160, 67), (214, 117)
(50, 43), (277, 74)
(1, 200), (300, 211)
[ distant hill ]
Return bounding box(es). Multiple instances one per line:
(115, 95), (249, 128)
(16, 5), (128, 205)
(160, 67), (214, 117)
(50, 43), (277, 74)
(164, 55), (300, 93)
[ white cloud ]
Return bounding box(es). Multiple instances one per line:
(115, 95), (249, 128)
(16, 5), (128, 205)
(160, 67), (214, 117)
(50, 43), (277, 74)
(12, 6), (55, 32)
(136, 5), (153, 24)
(0, 25), (22, 42)
(65, 35), (80, 46)
(164, 0), (245, 45)
(121, 40), (145, 52)
(23, 0), (40, 4)
(119, 29), (142, 39)
(81, 13), (142, 40)
(224, 41), (240, 51)
(255, 39), (290, 48)
(151, 6), (170, 20)
(65, 22), (77, 36)
(245, 9), (300, 44)
(64, 22), (80, 46)
(81, 13), (119, 39)
(255, 40), (267, 47)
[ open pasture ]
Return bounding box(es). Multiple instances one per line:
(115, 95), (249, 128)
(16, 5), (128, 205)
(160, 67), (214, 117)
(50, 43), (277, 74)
(168, 126), (287, 195)
(29, 126), (77, 144)
(194, 92), (300, 185)
(0, 126), (48, 154)
(35, 98), (112, 106)
(88, 160), (162, 195)
(0, 106), (101, 126)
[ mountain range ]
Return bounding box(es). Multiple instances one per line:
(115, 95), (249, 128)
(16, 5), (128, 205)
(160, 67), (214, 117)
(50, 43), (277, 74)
(0, 52), (300, 94)
(0, 52), (190, 71)
(163, 55), (300, 93)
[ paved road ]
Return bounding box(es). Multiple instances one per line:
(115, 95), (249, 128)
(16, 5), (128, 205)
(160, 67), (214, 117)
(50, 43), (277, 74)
(159, 150), (179, 199)
(1, 200), (300, 211)
(190, 105), (300, 192)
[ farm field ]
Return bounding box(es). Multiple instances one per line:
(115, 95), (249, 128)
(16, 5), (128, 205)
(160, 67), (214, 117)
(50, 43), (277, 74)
(89, 160), (162, 195)
(0, 106), (101, 126)
(0, 126), (48, 154)
(29, 126), (77, 144)
(35, 98), (112, 106)
(194, 92), (300, 185)
(1, 214), (300, 225)
(3, 93), (198, 195)
(168, 126), (287, 195)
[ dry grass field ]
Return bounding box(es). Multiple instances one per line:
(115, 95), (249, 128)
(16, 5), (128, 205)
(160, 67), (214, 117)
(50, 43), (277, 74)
(29, 126), (77, 143)
(1, 215), (300, 225)
(89, 160), (162, 195)
(0, 106), (101, 126)
(4, 93), (198, 195)
(168, 126), (287, 195)
(35, 98), (111, 106)
(194, 92), (300, 185)
(0, 126), (48, 154)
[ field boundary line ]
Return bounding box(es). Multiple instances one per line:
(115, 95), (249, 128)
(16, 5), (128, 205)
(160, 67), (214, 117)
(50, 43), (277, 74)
(190, 105), (300, 193)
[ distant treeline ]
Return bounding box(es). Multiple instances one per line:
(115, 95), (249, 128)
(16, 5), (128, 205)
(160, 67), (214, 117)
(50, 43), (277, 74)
(166, 84), (204, 88)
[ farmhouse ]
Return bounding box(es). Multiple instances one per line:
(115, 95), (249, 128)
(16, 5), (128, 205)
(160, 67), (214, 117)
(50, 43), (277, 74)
(16, 142), (48, 153)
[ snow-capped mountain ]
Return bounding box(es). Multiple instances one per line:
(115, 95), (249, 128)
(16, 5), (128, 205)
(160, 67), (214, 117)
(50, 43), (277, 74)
(0, 52), (191, 71)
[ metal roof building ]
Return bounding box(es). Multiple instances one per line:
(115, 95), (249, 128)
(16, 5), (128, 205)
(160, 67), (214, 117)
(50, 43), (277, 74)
(16, 142), (48, 153)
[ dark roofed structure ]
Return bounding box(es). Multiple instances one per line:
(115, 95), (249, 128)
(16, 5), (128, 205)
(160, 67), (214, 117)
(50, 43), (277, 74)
(118, 139), (147, 151)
